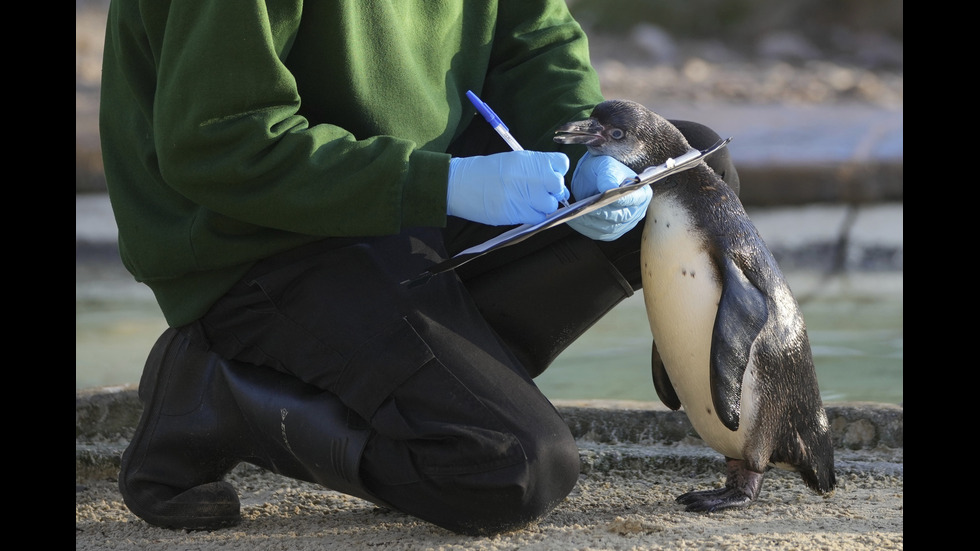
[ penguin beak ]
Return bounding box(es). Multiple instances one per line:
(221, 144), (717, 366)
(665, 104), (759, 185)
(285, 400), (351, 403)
(553, 119), (606, 146)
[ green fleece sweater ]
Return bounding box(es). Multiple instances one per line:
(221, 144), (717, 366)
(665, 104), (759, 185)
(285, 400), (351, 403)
(100, 0), (604, 327)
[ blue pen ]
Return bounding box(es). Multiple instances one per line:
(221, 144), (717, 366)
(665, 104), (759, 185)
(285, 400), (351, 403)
(466, 90), (570, 208)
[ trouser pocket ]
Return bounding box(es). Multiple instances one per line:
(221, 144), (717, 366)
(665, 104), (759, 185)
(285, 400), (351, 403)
(204, 241), (427, 417)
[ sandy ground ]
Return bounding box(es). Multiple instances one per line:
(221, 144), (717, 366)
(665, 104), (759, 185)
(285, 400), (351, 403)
(76, 459), (902, 550)
(77, 3), (902, 549)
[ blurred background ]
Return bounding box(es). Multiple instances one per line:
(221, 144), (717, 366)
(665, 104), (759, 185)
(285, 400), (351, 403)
(77, 0), (902, 404)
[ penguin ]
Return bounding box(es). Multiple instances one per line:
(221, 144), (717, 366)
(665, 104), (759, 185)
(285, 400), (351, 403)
(554, 100), (836, 512)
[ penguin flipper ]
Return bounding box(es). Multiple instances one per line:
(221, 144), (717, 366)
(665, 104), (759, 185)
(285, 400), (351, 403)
(651, 340), (681, 410)
(710, 255), (768, 431)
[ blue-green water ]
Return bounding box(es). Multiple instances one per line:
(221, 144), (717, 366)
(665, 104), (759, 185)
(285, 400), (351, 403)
(76, 267), (902, 405)
(535, 277), (903, 404)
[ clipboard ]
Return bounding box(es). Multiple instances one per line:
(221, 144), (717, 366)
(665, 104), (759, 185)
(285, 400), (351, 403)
(403, 137), (732, 286)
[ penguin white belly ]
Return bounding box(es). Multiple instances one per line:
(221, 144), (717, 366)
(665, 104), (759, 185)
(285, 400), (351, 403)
(641, 195), (756, 459)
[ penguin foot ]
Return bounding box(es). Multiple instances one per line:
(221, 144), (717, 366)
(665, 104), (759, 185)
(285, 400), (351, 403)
(676, 487), (753, 512)
(677, 459), (764, 512)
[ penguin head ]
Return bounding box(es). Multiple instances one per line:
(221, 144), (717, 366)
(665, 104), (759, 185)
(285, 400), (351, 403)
(554, 100), (690, 172)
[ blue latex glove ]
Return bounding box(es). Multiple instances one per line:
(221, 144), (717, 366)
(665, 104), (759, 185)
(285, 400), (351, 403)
(447, 150), (570, 225)
(566, 151), (651, 241)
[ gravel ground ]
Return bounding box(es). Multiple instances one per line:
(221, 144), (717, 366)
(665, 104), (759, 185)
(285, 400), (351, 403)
(76, 3), (902, 549)
(75, 2), (903, 192)
(585, 30), (902, 109)
(77, 463), (903, 551)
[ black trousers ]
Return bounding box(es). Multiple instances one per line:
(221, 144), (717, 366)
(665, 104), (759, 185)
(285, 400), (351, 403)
(195, 120), (738, 532)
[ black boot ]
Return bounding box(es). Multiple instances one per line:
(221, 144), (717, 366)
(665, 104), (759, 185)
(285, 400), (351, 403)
(118, 327), (248, 530)
(463, 235), (634, 378)
(119, 327), (385, 530)
(219, 361), (387, 507)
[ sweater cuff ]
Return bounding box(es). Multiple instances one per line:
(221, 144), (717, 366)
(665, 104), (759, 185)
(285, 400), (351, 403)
(401, 149), (450, 228)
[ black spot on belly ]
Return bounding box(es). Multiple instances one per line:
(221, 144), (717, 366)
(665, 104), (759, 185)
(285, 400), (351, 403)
(706, 407), (712, 415)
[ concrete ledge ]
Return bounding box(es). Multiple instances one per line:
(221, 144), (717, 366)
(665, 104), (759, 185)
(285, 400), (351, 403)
(75, 384), (140, 440)
(736, 160), (903, 207)
(76, 387), (903, 483)
(553, 399), (903, 449)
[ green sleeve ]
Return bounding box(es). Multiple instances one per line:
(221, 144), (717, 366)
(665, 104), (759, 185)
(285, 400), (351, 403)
(480, 0), (606, 161)
(149, 0), (447, 236)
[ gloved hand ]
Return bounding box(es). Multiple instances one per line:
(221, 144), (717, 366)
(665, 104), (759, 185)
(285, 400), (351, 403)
(447, 150), (570, 226)
(566, 151), (651, 241)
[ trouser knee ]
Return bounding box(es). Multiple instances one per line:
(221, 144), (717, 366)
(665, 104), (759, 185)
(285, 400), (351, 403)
(505, 426), (581, 523)
(361, 408), (580, 535)
(424, 427), (581, 536)
(449, 440), (580, 535)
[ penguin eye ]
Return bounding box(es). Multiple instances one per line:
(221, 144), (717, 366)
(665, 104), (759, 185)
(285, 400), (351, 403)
(609, 128), (625, 140)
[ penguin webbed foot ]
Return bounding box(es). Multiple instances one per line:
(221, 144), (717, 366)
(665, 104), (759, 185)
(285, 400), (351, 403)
(676, 486), (754, 512)
(677, 459), (764, 512)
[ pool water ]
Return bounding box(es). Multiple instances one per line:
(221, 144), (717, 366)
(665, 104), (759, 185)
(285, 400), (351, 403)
(535, 277), (903, 404)
(76, 267), (902, 406)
